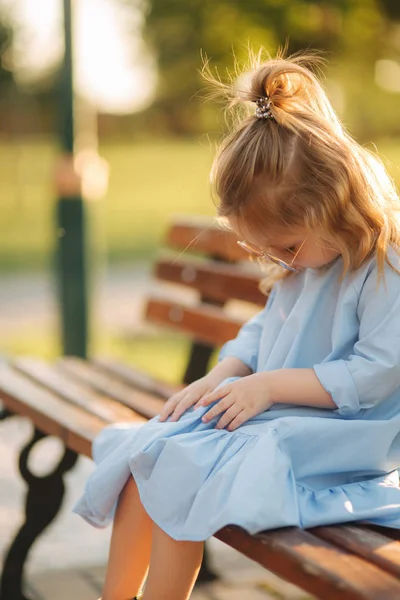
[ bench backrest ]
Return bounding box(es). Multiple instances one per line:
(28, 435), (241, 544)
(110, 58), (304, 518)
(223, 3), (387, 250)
(0, 217), (266, 457)
(144, 217), (266, 384)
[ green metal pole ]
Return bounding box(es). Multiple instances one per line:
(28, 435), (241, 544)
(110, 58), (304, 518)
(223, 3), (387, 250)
(56, 0), (88, 358)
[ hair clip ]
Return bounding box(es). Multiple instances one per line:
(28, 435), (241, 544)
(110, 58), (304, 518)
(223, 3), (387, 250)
(255, 96), (274, 120)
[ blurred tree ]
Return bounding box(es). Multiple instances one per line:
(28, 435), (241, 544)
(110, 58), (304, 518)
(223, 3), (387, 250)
(142, 0), (349, 135)
(0, 6), (57, 135)
(142, 0), (400, 138)
(379, 0), (400, 20)
(0, 18), (15, 93)
(0, 0), (398, 139)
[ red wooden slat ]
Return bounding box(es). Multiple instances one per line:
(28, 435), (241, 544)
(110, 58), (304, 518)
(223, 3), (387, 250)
(56, 358), (165, 419)
(166, 218), (246, 262)
(0, 364), (105, 457)
(216, 525), (400, 600)
(145, 298), (243, 346)
(92, 357), (181, 399)
(155, 257), (266, 306)
(311, 524), (400, 579)
(13, 357), (138, 424)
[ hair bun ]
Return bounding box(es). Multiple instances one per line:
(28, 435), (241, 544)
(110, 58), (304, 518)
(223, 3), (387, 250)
(202, 48), (342, 136)
(247, 52), (330, 125)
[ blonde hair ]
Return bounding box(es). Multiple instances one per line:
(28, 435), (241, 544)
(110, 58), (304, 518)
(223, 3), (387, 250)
(205, 49), (400, 289)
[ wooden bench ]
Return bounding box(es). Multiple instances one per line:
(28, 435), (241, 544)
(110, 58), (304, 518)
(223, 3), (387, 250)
(2, 217), (400, 600)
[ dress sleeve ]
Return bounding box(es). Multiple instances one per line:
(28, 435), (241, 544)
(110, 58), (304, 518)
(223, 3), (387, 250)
(313, 257), (400, 416)
(218, 288), (275, 372)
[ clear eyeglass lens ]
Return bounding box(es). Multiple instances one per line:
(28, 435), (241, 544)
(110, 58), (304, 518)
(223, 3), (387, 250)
(267, 255), (297, 272)
(237, 241), (263, 257)
(237, 241), (298, 272)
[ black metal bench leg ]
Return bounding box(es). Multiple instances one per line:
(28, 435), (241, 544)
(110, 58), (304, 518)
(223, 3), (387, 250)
(0, 427), (79, 600)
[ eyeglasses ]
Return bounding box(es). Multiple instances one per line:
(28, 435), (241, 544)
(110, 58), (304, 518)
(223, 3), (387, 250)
(237, 238), (307, 272)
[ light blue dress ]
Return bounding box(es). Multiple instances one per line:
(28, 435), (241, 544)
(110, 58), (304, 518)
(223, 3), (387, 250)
(73, 249), (400, 541)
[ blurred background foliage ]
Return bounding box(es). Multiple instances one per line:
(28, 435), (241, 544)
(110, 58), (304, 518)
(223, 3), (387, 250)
(0, 0), (400, 273)
(0, 0), (400, 372)
(144, 0), (400, 138)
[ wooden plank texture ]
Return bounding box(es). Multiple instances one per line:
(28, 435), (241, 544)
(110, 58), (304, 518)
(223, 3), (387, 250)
(155, 258), (266, 306)
(13, 357), (138, 424)
(216, 525), (400, 600)
(56, 358), (165, 418)
(310, 524), (400, 579)
(0, 364), (105, 456)
(166, 219), (246, 262)
(92, 357), (181, 399)
(145, 298), (243, 346)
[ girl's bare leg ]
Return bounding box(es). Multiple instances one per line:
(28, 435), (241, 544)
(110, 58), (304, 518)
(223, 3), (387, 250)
(142, 522), (204, 600)
(102, 477), (152, 600)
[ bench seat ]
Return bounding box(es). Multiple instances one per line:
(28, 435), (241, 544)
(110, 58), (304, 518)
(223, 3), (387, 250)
(2, 217), (400, 600)
(2, 357), (400, 600)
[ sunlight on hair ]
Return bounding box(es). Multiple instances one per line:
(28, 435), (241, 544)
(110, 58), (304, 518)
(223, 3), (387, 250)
(204, 48), (400, 291)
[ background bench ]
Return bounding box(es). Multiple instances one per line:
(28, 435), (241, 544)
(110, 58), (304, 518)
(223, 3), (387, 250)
(2, 217), (400, 600)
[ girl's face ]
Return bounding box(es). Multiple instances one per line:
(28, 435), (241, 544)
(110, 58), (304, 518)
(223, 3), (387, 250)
(229, 217), (340, 272)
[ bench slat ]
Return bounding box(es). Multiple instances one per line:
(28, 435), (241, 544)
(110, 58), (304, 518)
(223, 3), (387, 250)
(216, 525), (400, 600)
(145, 298), (242, 346)
(0, 364), (105, 457)
(56, 358), (165, 419)
(311, 525), (400, 579)
(155, 258), (266, 306)
(368, 525), (400, 541)
(5, 354), (400, 597)
(166, 219), (245, 262)
(13, 357), (138, 424)
(92, 358), (181, 399)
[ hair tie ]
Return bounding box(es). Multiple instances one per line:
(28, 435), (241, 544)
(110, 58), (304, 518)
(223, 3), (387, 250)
(255, 96), (274, 120)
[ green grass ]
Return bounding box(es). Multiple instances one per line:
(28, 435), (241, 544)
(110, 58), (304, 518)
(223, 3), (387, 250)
(1, 135), (399, 273)
(0, 137), (217, 272)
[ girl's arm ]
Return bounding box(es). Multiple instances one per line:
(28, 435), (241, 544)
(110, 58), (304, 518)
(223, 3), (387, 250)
(201, 255), (400, 428)
(270, 255), (400, 414)
(262, 368), (336, 408)
(212, 356), (252, 379)
(310, 256), (400, 416)
(217, 290), (275, 372)
(268, 257), (400, 413)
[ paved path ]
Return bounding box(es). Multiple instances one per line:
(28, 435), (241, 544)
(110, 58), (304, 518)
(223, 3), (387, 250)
(0, 264), (153, 336)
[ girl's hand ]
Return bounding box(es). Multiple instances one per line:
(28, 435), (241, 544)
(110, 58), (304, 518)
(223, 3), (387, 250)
(199, 372), (273, 431)
(158, 357), (252, 423)
(158, 373), (227, 423)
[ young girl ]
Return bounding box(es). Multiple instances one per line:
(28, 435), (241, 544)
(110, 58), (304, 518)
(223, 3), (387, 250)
(74, 51), (400, 600)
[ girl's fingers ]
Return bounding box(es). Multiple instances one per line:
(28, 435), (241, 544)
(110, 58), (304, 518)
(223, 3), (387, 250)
(201, 385), (230, 407)
(227, 409), (247, 431)
(169, 398), (195, 421)
(159, 393), (184, 421)
(169, 390), (208, 421)
(202, 396), (233, 423)
(160, 380), (232, 422)
(194, 389), (214, 409)
(215, 405), (241, 430)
